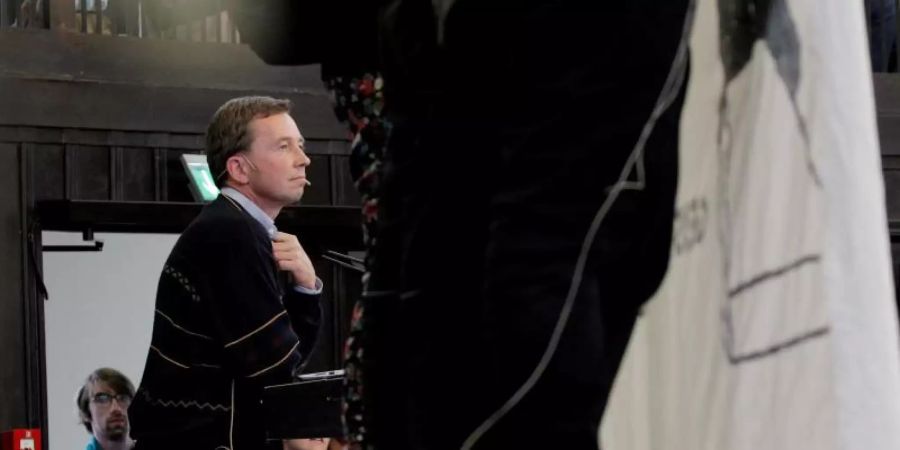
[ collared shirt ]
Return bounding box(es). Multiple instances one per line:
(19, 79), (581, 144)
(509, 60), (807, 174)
(220, 187), (323, 295)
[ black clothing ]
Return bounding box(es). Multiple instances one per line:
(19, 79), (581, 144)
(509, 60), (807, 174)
(232, 2), (689, 448)
(130, 196), (322, 450)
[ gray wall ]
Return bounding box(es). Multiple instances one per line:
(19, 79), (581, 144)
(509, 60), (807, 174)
(42, 231), (177, 448)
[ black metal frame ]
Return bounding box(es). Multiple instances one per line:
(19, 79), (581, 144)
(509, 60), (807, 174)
(20, 144), (48, 448)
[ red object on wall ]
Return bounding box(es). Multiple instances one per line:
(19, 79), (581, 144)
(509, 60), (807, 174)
(0, 429), (41, 450)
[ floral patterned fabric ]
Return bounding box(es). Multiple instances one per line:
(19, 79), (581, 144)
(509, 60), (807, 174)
(325, 72), (390, 450)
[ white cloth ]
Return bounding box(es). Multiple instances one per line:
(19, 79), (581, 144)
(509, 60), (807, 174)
(600, 0), (900, 449)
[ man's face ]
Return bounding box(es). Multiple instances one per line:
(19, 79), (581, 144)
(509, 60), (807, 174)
(240, 113), (311, 210)
(87, 381), (130, 442)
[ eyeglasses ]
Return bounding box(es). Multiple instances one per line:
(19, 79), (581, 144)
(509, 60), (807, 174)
(92, 393), (132, 407)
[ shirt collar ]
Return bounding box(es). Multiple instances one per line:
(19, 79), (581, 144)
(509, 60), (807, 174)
(220, 187), (278, 239)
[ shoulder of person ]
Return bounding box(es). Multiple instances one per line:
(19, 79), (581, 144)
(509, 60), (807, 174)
(182, 197), (268, 249)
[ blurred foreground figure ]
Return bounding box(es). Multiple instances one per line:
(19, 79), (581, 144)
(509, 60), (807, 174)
(233, 2), (690, 449)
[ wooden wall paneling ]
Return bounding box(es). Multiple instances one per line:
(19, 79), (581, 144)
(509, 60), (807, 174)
(883, 155), (900, 225)
(878, 115), (900, 156)
(66, 144), (110, 200)
(22, 143), (48, 444)
(303, 139), (352, 157)
(110, 146), (121, 200)
(0, 78), (344, 141)
(0, 30), (346, 139)
(875, 74), (900, 158)
(0, 143), (27, 431)
(0, 126), (65, 146)
(102, 130), (201, 152)
(893, 242), (900, 308)
(302, 154), (332, 207)
(154, 148), (167, 201)
(27, 143), (66, 202)
(152, 133), (204, 151)
(307, 140), (359, 207)
(0, 126), (203, 151)
(331, 261), (361, 371)
(118, 147), (156, 201)
(298, 258), (338, 372)
(163, 148), (193, 202)
(331, 155), (362, 207)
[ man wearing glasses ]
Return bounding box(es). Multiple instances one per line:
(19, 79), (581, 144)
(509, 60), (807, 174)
(77, 368), (135, 450)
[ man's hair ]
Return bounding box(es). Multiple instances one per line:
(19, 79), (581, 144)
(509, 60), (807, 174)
(76, 367), (135, 433)
(205, 96), (293, 187)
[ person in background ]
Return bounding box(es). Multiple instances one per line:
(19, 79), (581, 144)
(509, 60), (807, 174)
(77, 368), (135, 450)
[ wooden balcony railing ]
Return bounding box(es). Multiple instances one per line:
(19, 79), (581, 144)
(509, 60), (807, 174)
(0, 0), (240, 43)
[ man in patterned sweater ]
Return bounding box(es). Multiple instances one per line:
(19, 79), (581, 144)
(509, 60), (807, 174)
(130, 96), (324, 450)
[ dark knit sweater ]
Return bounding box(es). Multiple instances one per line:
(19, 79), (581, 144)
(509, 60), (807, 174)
(129, 195), (322, 449)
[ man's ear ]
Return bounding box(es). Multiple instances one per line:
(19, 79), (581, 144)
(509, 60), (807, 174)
(226, 155), (250, 185)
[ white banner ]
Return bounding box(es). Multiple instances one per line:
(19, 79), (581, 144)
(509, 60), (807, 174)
(600, 0), (900, 449)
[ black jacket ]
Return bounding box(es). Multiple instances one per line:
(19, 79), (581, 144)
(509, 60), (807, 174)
(130, 195), (322, 449)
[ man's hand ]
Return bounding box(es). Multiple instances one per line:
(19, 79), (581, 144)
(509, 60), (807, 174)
(272, 232), (317, 289)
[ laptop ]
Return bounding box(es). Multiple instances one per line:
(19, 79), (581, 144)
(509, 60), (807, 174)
(263, 370), (346, 440)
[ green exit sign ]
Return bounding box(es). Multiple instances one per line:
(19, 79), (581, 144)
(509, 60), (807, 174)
(188, 163), (220, 202)
(181, 154), (220, 202)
